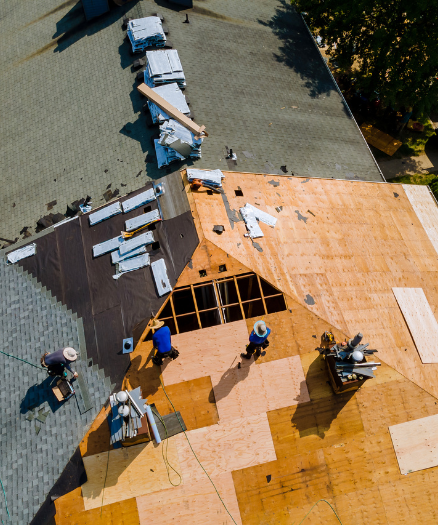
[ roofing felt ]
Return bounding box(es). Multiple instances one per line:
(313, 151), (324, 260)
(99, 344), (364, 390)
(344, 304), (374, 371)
(12, 180), (198, 387)
(0, 0), (382, 242)
(0, 258), (111, 525)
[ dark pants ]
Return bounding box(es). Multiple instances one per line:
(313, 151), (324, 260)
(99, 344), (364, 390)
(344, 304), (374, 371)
(152, 347), (178, 366)
(242, 339), (269, 359)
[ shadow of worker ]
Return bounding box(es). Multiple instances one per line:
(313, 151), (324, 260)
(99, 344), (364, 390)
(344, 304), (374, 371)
(211, 358), (253, 404)
(20, 375), (67, 415)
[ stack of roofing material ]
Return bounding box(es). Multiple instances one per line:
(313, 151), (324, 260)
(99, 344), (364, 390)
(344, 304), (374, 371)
(127, 17), (166, 53)
(109, 388), (147, 444)
(158, 119), (203, 158)
(240, 203), (277, 239)
(148, 83), (190, 124)
(186, 168), (224, 187)
(154, 139), (185, 169)
(144, 50), (186, 89)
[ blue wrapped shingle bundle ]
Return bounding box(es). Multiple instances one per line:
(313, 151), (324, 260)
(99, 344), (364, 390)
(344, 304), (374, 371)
(158, 119), (202, 159)
(154, 139), (185, 169)
(147, 83), (190, 124)
(127, 17), (166, 53)
(144, 50), (186, 89)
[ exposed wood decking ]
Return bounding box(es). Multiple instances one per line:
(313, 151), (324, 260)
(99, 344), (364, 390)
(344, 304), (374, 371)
(55, 172), (438, 524)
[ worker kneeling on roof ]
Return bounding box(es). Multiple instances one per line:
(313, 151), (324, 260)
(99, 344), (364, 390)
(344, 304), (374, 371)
(41, 347), (79, 378)
(241, 320), (271, 360)
(151, 319), (179, 366)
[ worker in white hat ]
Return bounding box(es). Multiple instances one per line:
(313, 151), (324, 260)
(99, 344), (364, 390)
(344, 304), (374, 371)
(150, 319), (179, 366)
(241, 320), (271, 360)
(41, 347), (79, 378)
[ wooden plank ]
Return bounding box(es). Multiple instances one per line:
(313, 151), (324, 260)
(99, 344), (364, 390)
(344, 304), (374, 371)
(403, 184), (438, 256)
(177, 238), (251, 287)
(137, 83), (208, 138)
(174, 413), (276, 483)
(210, 356), (309, 422)
(58, 498), (140, 525)
(54, 487), (85, 523)
(82, 439), (181, 510)
(360, 123), (402, 156)
(389, 414), (438, 474)
(136, 473), (242, 525)
(392, 287), (438, 363)
(161, 320), (249, 386)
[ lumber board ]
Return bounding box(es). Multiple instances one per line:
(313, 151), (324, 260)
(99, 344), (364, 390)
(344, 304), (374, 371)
(360, 123), (402, 156)
(59, 498), (140, 525)
(389, 413), (438, 474)
(403, 184), (438, 257)
(392, 287), (438, 363)
(137, 83), (208, 138)
(210, 355), (309, 422)
(162, 320), (249, 385)
(82, 440), (181, 510)
(136, 472), (242, 525)
(174, 413), (276, 483)
(177, 238), (250, 286)
(54, 487), (85, 523)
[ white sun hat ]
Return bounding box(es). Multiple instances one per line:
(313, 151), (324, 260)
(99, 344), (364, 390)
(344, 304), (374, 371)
(63, 347), (78, 362)
(254, 320), (268, 337)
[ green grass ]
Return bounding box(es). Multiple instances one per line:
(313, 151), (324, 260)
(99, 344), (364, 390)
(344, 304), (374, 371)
(390, 172), (438, 185)
(397, 115), (436, 157)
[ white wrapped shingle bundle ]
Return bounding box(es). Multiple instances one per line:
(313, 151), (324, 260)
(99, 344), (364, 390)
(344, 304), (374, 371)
(154, 139), (185, 169)
(186, 169), (225, 187)
(158, 119), (202, 159)
(144, 50), (186, 89)
(147, 83), (190, 124)
(127, 17), (166, 53)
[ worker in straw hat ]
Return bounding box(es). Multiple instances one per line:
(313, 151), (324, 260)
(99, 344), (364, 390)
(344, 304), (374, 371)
(41, 347), (79, 378)
(151, 319), (179, 366)
(241, 320), (271, 360)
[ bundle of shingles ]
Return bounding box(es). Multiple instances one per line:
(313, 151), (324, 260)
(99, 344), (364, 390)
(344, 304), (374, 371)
(240, 203), (277, 238)
(148, 82), (190, 124)
(127, 17), (166, 53)
(109, 387), (146, 444)
(89, 187), (172, 295)
(155, 117), (204, 168)
(144, 49), (186, 89)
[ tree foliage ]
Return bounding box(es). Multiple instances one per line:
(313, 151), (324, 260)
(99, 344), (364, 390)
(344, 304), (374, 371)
(293, 0), (438, 112)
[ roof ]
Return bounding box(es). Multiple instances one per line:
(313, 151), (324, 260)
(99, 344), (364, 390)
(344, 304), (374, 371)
(10, 175), (198, 387)
(0, 175), (198, 523)
(51, 170), (438, 524)
(0, 257), (111, 524)
(0, 0), (382, 243)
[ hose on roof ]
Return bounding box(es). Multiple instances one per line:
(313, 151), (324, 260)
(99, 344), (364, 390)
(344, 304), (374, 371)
(0, 476), (10, 520)
(0, 349), (43, 370)
(159, 377), (240, 525)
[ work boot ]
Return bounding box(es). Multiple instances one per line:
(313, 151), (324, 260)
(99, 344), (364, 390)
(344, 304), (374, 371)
(255, 348), (262, 357)
(240, 352), (251, 360)
(152, 356), (162, 366)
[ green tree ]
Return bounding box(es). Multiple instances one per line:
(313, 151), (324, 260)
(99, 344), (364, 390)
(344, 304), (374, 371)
(293, 0), (438, 112)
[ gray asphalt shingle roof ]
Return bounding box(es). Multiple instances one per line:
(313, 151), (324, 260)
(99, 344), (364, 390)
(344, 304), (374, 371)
(0, 0), (382, 243)
(0, 257), (111, 524)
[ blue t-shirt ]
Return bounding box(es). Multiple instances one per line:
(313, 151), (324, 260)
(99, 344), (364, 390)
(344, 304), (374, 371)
(249, 327), (271, 345)
(153, 326), (172, 354)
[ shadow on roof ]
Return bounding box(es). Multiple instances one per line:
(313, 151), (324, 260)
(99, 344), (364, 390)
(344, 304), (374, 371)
(258, 0), (336, 99)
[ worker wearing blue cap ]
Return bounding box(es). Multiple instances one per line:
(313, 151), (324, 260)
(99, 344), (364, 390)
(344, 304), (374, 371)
(241, 320), (271, 360)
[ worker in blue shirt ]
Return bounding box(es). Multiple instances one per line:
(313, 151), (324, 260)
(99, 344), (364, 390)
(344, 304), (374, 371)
(151, 319), (179, 366)
(241, 320), (271, 360)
